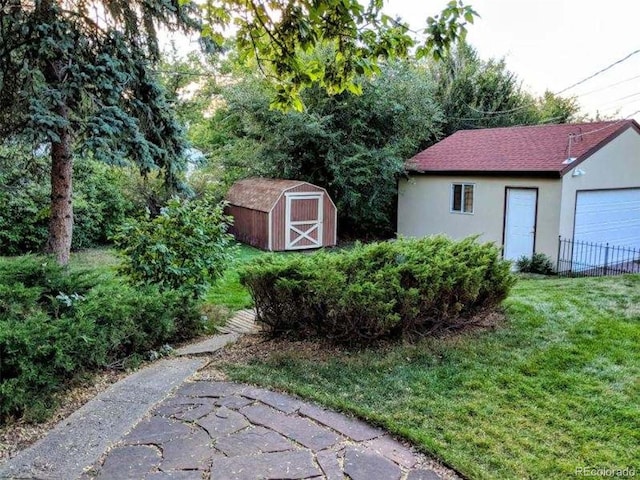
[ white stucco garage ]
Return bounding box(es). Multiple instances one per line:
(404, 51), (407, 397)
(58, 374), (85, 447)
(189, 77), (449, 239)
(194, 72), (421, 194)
(398, 120), (640, 268)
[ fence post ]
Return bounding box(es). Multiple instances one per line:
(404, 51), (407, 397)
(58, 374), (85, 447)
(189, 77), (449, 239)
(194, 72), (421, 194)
(604, 243), (609, 275)
(557, 236), (562, 274)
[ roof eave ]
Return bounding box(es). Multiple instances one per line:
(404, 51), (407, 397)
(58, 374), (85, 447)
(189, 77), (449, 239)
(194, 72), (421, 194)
(405, 169), (562, 178)
(559, 120), (640, 176)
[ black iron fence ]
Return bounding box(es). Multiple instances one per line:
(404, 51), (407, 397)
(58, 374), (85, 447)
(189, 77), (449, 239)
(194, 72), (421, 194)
(557, 237), (640, 277)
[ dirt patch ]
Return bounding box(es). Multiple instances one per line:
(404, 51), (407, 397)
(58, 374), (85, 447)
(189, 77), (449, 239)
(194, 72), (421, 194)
(0, 369), (127, 465)
(198, 309), (506, 375)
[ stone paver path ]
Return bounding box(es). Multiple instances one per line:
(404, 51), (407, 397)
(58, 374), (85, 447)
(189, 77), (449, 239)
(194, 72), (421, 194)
(0, 358), (205, 480)
(176, 310), (258, 357)
(88, 381), (443, 480)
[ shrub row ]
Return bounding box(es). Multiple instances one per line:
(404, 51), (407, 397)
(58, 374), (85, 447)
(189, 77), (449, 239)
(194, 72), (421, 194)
(0, 256), (203, 422)
(240, 236), (515, 343)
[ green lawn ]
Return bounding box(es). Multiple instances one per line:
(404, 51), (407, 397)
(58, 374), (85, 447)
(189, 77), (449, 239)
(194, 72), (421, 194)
(64, 244), (262, 313)
(221, 275), (640, 479)
(204, 243), (265, 312)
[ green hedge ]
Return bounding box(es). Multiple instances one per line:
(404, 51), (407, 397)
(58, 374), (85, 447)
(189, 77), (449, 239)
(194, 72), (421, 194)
(0, 145), (138, 255)
(0, 256), (203, 422)
(240, 237), (515, 343)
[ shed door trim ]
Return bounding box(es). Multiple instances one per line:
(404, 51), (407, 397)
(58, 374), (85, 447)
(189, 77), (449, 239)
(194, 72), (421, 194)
(285, 192), (324, 250)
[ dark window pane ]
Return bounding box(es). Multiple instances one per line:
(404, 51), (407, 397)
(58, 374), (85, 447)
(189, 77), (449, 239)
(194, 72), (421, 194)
(464, 184), (474, 213)
(452, 184), (462, 211)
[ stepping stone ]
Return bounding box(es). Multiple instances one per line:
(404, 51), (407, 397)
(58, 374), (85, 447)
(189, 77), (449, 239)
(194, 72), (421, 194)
(299, 403), (383, 441)
(159, 431), (217, 471)
(146, 471), (204, 479)
(215, 395), (254, 409)
(210, 450), (321, 480)
(242, 387), (303, 414)
(175, 333), (239, 356)
(344, 447), (402, 480)
(407, 469), (443, 480)
(97, 445), (161, 479)
(364, 435), (418, 468)
(196, 406), (250, 438)
(214, 426), (295, 457)
(153, 400), (216, 421)
(122, 416), (195, 445)
(217, 309), (259, 334)
(315, 449), (344, 480)
(173, 403), (217, 421)
(240, 404), (341, 452)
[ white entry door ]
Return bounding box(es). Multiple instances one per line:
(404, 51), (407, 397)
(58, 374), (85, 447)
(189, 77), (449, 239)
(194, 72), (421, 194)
(503, 188), (537, 261)
(285, 193), (323, 250)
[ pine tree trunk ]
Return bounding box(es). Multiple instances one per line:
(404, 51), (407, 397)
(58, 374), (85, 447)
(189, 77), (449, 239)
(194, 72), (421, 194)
(43, 55), (73, 265)
(46, 131), (73, 266)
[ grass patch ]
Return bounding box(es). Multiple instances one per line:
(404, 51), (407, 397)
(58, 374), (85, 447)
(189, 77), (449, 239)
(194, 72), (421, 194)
(205, 244), (265, 312)
(221, 275), (640, 479)
(68, 247), (120, 271)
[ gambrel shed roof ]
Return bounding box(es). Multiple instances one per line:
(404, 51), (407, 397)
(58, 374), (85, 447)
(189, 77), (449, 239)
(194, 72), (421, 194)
(225, 178), (308, 212)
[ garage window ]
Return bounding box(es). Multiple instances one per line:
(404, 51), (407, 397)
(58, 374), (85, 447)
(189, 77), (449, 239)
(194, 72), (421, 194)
(451, 183), (474, 214)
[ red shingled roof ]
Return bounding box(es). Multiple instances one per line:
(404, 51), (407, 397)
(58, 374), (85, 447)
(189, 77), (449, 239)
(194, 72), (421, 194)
(406, 120), (640, 176)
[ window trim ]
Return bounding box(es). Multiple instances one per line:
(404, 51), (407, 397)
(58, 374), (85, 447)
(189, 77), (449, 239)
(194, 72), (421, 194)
(450, 183), (475, 214)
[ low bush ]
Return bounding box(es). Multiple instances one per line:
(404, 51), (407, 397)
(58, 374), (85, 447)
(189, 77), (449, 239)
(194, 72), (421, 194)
(240, 236), (516, 343)
(516, 252), (555, 275)
(114, 195), (235, 298)
(0, 256), (203, 423)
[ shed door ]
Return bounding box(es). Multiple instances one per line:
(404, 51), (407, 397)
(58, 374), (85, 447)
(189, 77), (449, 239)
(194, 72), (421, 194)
(285, 193), (323, 250)
(503, 188), (537, 261)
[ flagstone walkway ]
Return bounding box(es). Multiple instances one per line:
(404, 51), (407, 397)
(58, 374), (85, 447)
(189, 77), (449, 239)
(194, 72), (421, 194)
(86, 380), (443, 480)
(0, 309), (450, 480)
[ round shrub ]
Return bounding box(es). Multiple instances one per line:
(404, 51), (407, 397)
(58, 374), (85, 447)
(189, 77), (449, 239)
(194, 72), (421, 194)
(240, 236), (516, 343)
(0, 256), (204, 423)
(516, 252), (554, 275)
(113, 194), (235, 298)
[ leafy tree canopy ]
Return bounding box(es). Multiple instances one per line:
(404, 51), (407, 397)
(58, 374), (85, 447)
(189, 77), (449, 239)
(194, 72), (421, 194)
(431, 43), (580, 136)
(0, 0), (477, 264)
(201, 0), (477, 109)
(184, 42), (580, 237)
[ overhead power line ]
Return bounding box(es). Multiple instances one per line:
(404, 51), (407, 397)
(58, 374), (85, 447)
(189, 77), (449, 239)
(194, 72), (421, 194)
(556, 48), (640, 95)
(578, 111), (640, 136)
(467, 48), (640, 117)
(595, 90), (640, 109)
(574, 73), (640, 97)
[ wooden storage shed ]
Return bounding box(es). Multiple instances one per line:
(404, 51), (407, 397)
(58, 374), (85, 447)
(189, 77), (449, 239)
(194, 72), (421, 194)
(225, 178), (337, 251)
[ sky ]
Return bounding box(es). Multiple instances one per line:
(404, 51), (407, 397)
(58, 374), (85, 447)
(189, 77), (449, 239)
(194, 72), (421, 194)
(385, 0), (640, 121)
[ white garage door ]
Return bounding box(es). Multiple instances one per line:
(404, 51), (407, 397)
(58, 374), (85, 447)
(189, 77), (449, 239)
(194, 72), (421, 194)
(575, 189), (640, 248)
